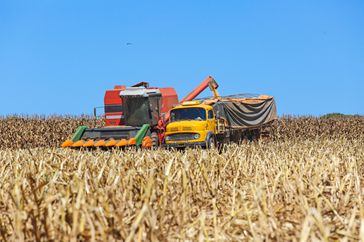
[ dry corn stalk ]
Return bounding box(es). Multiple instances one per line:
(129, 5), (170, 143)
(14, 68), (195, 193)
(0, 116), (363, 240)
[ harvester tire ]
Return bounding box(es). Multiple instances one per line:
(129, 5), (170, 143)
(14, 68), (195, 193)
(151, 132), (159, 148)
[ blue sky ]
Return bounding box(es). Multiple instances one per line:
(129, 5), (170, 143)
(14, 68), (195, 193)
(1, 0), (363, 116)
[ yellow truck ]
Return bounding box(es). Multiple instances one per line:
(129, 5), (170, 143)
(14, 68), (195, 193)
(164, 96), (277, 149)
(165, 101), (218, 148)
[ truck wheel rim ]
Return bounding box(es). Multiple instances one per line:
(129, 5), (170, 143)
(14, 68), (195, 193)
(210, 138), (216, 149)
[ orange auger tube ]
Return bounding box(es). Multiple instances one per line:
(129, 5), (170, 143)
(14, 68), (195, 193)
(128, 138), (137, 145)
(61, 139), (73, 148)
(94, 140), (106, 147)
(83, 140), (95, 147)
(105, 139), (117, 147)
(116, 139), (128, 147)
(142, 136), (152, 148)
(72, 140), (84, 147)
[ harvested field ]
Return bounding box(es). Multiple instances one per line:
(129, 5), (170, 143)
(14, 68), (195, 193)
(0, 116), (363, 241)
(0, 115), (363, 149)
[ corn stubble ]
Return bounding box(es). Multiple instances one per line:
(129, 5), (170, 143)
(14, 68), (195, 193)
(0, 116), (363, 241)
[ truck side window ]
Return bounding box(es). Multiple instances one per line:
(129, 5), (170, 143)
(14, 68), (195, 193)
(208, 110), (214, 119)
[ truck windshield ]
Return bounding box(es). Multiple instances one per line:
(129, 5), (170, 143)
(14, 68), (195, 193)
(170, 108), (206, 122)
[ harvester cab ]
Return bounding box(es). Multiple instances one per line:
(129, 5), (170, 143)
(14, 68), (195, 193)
(119, 87), (162, 127)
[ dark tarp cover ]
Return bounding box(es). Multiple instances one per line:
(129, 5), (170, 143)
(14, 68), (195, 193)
(212, 97), (277, 128)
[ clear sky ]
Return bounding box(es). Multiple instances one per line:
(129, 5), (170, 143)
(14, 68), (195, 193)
(1, 0), (363, 116)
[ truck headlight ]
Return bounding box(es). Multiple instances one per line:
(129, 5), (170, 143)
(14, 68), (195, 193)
(165, 136), (171, 141)
(194, 134), (200, 139)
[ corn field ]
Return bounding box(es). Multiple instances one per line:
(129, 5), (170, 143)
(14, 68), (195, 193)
(0, 116), (363, 241)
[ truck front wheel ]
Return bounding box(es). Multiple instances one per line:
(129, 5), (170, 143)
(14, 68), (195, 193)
(206, 135), (216, 149)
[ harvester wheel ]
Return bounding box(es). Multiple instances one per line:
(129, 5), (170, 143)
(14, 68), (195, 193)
(151, 132), (159, 148)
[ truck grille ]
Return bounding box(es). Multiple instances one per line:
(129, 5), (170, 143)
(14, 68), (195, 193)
(167, 133), (197, 141)
(169, 127), (192, 132)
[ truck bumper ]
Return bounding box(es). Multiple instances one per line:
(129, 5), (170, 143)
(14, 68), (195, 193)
(164, 141), (207, 149)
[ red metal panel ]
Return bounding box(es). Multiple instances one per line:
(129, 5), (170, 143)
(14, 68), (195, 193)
(159, 88), (179, 114)
(105, 112), (123, 126)
(104, 89), (123, 126)
(104, 90), (122, 105)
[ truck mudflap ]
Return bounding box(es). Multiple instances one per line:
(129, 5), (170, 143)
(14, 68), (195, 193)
(61, 124), (152, 148)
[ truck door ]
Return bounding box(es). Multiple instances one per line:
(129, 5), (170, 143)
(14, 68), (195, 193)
(207, 109), (216, 133)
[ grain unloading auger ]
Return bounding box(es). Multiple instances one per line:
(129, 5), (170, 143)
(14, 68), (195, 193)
(61, 76), (219, 149)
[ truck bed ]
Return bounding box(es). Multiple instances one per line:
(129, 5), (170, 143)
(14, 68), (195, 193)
(204, 95), (277, 129)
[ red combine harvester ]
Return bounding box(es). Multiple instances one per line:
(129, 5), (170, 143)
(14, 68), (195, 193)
(61, 76), (219, 148)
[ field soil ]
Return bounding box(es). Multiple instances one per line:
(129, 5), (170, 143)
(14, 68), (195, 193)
(0, 116), (363, 241)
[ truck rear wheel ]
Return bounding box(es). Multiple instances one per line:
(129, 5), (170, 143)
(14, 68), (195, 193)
(245, 129), (261, 142)
(251, 129), (261, 141)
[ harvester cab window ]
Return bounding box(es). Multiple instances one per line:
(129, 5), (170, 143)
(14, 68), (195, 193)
(122, 96), (151, 126)
(170, 108), (206, 122)
(148, 95), (162, 125)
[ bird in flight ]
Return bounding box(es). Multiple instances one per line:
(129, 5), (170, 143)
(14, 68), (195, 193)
(126, 42), (133, 46)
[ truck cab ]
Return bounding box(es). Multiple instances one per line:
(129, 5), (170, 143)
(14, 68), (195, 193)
(164, 101), (217, 148)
